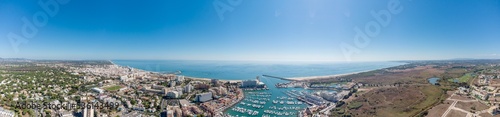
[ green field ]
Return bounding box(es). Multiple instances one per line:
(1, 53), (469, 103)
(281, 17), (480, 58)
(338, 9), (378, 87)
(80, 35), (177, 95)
(104, 85), (122, 91)
(448, 73), (473, 83)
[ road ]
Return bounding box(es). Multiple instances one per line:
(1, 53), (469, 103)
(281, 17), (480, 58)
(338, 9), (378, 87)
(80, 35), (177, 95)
(442, 100), (458, 117)
(441, 90), (490, 117)
(319, 102), (336, 115)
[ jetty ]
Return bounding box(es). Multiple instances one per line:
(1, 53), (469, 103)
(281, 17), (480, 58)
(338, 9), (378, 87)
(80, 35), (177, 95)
(262, 75), (296, 81)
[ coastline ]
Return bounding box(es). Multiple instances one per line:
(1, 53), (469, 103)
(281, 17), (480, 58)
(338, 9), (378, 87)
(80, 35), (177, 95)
(286, 63), (407, 81)
(287, 70), (370, 81)
(110, 60), (405, 83)
(110, 60), (243, 82)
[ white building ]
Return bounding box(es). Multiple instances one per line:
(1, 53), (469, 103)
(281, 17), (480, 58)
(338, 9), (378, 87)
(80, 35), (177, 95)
(91, 87), (104, 94)
(319, 91), (338, 102)
(0, 107), (14, 117)
(195, 92), (213, 102)
(83, 107), (94, 117)
(241, 77), (265, 88)
(184, 84), (193, 93)
(174, 87), (184, 96)
(169, 81), (176, 87)
(472, 90), (489, 100)
(457, 87), (469, 95)
(176, 75), (185, 82)
(304, 94), (326, 105)
(166, 91), (180, 99)
(58, 110), (73, 117)
(242, 80), (257, 88)
(120, 75), (130, 82)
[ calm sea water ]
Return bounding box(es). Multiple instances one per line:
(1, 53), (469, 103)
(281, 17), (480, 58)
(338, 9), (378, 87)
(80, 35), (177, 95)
(112, 60), (406, 80)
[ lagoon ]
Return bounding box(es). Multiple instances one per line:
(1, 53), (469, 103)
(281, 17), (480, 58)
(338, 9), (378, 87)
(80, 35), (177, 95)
(428, 77), (440, 85)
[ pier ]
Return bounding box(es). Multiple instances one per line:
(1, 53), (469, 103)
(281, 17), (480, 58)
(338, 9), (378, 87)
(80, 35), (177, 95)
(262, 75), (296, 81)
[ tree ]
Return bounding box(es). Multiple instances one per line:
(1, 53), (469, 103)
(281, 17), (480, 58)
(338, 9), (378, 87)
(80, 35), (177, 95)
(22, 109), (27, 115)
(422, 111), (429, 116)
(74, 96), (81, 102)
(45, 110), (51, 116)
(130, 99), (137, 105)
(27, 109), (34, 116)
(20, 94), (26, 100)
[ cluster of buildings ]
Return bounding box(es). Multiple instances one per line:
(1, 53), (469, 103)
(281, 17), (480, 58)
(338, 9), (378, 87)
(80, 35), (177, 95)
(89, 66), (245, 117)
(470, 74), (500, 101)
(193, 86), (232, 103)
(303, 94), (327, 105)
(455, 73), (500, 116)
(478, 74), (500, 86)
(317, 90), (349, 102)
(2, 61), (269, 117)
(297, 82), (358, 117)
(68, 63), (176, 83)
(0, 62), (95, 116)
(199, 86), (243, 116)
(299, 90), (350, 106)
(161, 80), (243, 117)
(16, 61), (243, 117)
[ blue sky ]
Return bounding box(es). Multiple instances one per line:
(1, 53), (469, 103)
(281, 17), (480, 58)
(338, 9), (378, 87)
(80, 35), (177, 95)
(0, 0), (499, 61)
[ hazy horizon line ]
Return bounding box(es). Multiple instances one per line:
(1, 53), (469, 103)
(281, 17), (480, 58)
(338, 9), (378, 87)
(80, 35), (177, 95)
(2, 57), (499, 63)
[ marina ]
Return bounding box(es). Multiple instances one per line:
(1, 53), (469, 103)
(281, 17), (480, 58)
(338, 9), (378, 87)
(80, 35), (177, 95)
(224, 77), (308, 117)
(224, 77), (346, 116)
(231, 106), (259, 116)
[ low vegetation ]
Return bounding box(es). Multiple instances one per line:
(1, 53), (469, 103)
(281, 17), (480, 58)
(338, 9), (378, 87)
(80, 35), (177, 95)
(347, 102), (363, 110)
(104, 85), (122, 91)
(330, 60), (498, 117)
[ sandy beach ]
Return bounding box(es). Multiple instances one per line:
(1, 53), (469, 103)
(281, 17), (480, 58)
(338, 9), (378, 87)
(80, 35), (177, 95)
(287, 69), (377, 81)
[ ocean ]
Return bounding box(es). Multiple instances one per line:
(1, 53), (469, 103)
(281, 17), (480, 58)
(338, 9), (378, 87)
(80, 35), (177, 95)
(112, 60), (406, 80)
